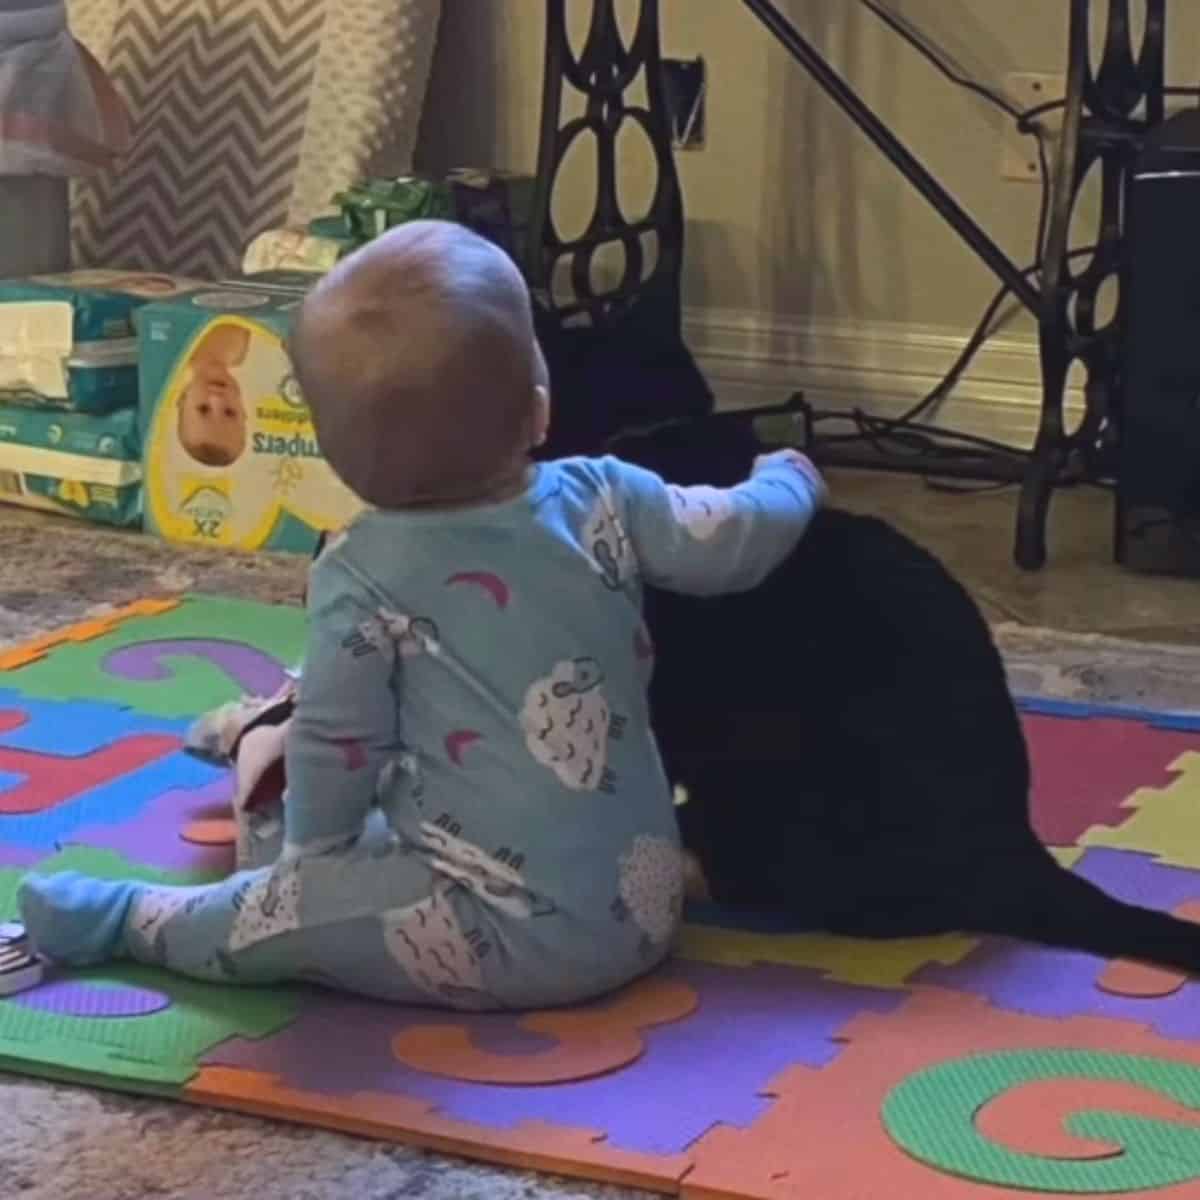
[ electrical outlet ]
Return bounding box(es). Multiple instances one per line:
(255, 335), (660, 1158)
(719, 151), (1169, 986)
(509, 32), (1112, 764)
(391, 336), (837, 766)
(1001, 72), (1065, 182)
(661, 58), (706, 150)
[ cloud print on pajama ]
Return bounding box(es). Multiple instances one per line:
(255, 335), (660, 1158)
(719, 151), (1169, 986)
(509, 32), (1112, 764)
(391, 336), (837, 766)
(520, 658), (623, 793)
(667, 484), (735, 540)
(383, 820), (557, 1009)
(583, 487), (635, 590)
(615, 834), (684, 953)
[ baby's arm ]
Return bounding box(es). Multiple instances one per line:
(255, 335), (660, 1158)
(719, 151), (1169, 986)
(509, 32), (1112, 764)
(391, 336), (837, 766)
(603, 450), (825, 595)
(282, 549), (399, 858)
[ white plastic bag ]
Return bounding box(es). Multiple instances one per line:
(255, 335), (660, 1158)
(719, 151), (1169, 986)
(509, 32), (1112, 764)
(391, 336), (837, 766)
(0, 0), (129, 177)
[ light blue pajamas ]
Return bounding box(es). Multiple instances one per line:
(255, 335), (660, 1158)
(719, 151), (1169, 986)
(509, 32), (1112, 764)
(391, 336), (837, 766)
(19, 453), (823, 1009)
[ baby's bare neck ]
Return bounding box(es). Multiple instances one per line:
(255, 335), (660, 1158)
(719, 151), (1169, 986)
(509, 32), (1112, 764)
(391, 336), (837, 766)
(396, 462), (534, 513)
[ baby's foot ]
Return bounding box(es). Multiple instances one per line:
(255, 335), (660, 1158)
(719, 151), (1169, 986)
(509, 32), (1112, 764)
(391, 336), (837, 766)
(18, 872), (141, 966)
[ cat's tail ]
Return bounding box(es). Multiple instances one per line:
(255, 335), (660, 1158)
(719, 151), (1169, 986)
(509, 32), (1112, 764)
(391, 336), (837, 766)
(966, 841), (1200, 974)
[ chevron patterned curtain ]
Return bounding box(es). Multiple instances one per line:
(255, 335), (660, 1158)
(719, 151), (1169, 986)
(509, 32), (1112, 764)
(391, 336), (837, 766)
(66, 0), (441, 279)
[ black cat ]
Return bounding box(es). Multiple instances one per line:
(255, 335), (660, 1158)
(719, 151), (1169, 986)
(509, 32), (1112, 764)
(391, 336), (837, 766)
(612, 414), (1200, 974)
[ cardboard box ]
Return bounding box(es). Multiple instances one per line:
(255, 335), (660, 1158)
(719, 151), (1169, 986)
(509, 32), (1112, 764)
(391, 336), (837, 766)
(0, 269), (202, 413)
(138, 279), (362, 554)
(0, 403), (141, 526)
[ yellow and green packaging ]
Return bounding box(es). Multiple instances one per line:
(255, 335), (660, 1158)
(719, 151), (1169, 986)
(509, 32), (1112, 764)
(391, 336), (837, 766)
(138, 278), (362, 554)
(0, 403), (142, 526)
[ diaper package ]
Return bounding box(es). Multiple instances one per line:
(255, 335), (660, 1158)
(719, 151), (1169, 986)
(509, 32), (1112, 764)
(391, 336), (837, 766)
(241, 228), (351, 276)
(0, 402), (141, 526)
(138, 279), (363, 554)
(0, 269), (202, 413)
(240, 170), (537, 282)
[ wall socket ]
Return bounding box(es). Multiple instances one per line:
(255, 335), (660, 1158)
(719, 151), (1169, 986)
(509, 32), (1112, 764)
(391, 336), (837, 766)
(1001, 72), (1065, 182)
(661, 58), (706, 150)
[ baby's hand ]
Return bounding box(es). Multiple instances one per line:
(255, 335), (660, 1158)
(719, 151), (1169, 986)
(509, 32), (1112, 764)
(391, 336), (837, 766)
(751, 448), (826, 499)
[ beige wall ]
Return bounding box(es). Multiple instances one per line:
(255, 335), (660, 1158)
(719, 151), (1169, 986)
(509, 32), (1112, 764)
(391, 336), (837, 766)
(419, 2), (1199, 430)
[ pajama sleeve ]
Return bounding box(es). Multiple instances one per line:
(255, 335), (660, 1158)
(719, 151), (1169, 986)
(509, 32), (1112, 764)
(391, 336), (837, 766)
(602, 450), (825, 596)
(282, 549), (400, 858)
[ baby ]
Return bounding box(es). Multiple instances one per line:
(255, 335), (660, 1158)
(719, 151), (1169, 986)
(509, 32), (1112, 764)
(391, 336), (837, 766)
(17, 221), (826, 1010)
(177, 324), (249, 467)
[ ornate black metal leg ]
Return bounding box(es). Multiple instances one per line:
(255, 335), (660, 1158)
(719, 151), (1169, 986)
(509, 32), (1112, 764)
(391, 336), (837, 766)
(526, 0), (712, 457)
(1017, 0), (1167, 569)
(526, 0), (684, 324)
(725, 0), (1176, 569)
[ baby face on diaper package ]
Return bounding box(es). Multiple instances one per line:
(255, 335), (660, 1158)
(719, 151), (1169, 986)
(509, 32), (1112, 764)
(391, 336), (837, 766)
(0, 270), (202, 413)
(139, 280), (362, 554)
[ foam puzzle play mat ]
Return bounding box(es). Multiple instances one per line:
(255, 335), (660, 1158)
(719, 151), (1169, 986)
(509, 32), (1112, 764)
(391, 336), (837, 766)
(0, 595), (1199, 1198)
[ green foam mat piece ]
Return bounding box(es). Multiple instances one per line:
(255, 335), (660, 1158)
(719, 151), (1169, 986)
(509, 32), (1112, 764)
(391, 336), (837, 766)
(0, 845), (214, 917)
(883, 1048), (1200, 1193)
(1, 595), (307, 716)
(0, 848), (299, 1086)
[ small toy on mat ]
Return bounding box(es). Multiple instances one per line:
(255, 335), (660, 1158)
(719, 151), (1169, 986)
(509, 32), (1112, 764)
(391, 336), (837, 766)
(0, 923), (44, 996)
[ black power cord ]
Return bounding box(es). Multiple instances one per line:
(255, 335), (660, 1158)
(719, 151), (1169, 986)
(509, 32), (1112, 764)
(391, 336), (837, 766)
(822, 2), (1200, 490)
(815, 0), (1059, 482)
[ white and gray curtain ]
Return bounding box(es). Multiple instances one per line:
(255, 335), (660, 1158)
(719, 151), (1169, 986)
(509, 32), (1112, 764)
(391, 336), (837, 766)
(67, 0), (442, 278)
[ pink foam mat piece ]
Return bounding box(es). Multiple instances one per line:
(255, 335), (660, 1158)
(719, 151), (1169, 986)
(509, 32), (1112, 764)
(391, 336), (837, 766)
(1022, 711), (1199, 845)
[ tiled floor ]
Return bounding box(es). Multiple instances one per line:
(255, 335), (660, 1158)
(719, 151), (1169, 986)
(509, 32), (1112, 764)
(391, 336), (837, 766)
(831, 469), (1200, 643)
(0, 469), (1197, 648)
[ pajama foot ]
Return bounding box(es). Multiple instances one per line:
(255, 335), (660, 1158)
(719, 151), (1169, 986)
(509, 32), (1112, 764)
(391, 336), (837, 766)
(18, 871), (141, 966)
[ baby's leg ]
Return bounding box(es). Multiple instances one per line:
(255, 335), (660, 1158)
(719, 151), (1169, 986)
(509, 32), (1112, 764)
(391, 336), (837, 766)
(19, 840), (501, 1008)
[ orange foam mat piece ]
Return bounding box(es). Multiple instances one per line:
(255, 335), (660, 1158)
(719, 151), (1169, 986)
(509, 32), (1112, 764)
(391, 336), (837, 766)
(186, 1065), (691, 1195)
(1097, 901), (1200, 1000)
(0, 598), (181, 671)
(975, 1078), (1197, 1162)
(391, 976), (699, 1084)
(180, 819), (238, 847)
(679, 987), (1200, 1200)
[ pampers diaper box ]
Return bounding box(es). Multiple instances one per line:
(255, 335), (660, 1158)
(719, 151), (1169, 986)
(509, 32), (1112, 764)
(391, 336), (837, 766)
(0, 270), (203, 413)
(138, 277), (363, 553)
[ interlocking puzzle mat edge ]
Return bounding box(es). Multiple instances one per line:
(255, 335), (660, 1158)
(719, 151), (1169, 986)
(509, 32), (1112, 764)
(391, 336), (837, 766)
(1, 598), (1199, 1199)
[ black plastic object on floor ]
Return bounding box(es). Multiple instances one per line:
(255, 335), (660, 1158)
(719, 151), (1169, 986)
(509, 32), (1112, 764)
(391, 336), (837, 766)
(1118, 108), (1200, 578)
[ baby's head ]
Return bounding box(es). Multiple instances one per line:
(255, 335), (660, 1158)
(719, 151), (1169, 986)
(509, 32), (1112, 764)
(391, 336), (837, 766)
(291, 220), (549, 509)
(178, 324), (249, 468)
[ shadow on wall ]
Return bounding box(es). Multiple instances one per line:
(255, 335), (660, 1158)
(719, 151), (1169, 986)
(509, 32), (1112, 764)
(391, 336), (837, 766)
(0, 178), (70, 275)
(415, 0), (502, 173)
(762, 0), (1013, 327)
(682, 218), (747, 326)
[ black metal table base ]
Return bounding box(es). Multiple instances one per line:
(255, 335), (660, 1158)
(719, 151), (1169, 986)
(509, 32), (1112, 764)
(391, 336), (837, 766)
(527, 1), (1175, 570)
(740, 0), (1170, 570)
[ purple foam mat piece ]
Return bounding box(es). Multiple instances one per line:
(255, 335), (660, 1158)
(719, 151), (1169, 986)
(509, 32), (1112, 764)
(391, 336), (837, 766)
(103, 640), (289, 698)
(0, 843), (40, 868)
(14, 978), (170, 1018)
(204, 960), (901, 1156)
(917, 848), (1200, 1038)
(66, 773), (234, 875)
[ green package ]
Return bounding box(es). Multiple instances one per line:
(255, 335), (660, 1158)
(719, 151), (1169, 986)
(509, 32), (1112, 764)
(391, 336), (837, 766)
(0, 402), (142, 526)
(314, 171), (535, 265)
(327, 176), (455, 243)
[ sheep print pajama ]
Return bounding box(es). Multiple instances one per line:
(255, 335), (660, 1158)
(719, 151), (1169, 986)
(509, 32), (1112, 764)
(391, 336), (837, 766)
(19, 453), (823, 1010)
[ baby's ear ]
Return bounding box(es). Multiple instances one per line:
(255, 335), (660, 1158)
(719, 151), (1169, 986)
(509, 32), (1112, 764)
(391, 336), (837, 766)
(531, 383), (551, 448)
(533, 340), (550, 392)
